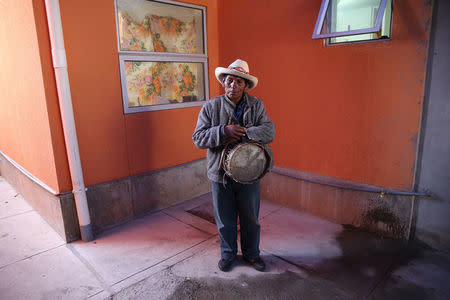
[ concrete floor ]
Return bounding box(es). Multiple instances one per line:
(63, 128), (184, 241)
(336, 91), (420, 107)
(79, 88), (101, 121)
(1, 176), (450, 299)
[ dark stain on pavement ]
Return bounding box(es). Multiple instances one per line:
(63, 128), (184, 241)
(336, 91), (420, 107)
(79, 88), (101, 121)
(167, 271), (352, 300)
(296, 225), (435, 299)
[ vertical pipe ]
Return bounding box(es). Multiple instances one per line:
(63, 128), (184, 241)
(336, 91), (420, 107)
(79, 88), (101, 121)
(44, 0), (93, 241)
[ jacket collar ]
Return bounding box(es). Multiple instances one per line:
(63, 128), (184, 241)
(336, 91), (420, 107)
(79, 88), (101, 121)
(223, 92), (257, 108)
(244, 93), (258, 107)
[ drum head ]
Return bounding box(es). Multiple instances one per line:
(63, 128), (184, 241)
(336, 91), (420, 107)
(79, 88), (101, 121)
(226, 143), (268, 184)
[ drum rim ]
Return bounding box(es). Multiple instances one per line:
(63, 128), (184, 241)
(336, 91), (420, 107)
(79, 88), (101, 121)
(224, 142), (270, 184)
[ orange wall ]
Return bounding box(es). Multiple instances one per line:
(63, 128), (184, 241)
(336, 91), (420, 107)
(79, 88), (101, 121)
(1, 0), (430, 192)
(218, 0), (432, 190)
(59, 0), (219, 186)
(0, 0), (71, 192)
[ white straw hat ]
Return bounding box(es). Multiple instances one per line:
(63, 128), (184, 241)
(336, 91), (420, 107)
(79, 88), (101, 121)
(215, 59), (258, 89)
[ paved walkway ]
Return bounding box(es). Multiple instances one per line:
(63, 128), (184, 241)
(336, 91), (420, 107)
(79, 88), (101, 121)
(1, 176), (450, 299)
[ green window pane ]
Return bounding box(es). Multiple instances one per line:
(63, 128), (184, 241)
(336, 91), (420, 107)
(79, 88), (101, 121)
(326, 0), (392, 44)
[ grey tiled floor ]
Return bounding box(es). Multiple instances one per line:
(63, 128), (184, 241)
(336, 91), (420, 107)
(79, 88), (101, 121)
(1, 176), (449, 299)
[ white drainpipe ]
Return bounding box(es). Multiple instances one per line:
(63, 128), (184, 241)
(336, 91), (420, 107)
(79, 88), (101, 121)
(44, 0), (93, 241)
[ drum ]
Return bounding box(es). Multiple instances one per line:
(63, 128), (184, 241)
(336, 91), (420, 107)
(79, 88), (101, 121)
(222, 142), (270, 184)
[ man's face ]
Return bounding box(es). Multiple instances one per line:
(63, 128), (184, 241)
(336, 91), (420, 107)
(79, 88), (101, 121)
(223, 74), (248, 103)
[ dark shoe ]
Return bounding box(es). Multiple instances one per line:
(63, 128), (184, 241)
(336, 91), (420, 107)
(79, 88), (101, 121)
(218, 258), (234, 272)
(244, 256), (266, 272)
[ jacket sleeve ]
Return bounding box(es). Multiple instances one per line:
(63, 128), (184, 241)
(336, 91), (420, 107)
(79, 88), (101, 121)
(192, 103), (226, 149)
(246, 100), (275, 144)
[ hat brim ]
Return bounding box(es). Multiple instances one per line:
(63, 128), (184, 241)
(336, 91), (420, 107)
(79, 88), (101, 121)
(215, 67), (258, 89)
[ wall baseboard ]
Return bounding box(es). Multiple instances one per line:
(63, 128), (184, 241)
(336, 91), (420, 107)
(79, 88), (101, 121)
(261, 167), (414, 239)
(0, 154), (80, 242)
(3, 155), (413, 241)
(85, 159), (211, 234)
(0, 154), (211, 241)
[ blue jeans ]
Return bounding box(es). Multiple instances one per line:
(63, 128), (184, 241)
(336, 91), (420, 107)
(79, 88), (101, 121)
(211, 180), (261, 260)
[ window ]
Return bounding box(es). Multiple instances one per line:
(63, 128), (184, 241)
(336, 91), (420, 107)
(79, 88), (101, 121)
(312, 0), (393, 44)
(115, 0), (208, 113)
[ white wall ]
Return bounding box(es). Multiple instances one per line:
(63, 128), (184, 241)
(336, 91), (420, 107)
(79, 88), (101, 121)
(415, 0), (450, 252)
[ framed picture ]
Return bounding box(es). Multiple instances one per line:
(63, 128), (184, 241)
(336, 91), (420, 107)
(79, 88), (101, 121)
(115, 0), (209, 113)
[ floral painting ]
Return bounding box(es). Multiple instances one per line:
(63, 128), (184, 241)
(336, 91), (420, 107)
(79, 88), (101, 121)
(124, 61), (201, 107)
(116, 1), (207, 112)
(118, 12), (198, 54)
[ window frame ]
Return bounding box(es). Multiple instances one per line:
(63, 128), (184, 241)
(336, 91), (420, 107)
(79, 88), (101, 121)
(312, 0), (388, 40)
(114, 0), (209, 114)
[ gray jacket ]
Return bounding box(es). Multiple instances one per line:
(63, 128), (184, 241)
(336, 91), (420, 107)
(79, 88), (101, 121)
(192, 93), (275, 183)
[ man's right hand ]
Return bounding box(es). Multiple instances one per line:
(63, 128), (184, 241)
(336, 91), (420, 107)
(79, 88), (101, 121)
(225, 125), (247, 143)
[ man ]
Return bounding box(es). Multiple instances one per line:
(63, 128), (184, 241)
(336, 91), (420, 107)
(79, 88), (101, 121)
(192, 59), (275, 272)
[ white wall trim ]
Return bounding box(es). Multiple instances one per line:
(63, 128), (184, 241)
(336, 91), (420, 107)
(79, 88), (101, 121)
(0, 150), (58, 195)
